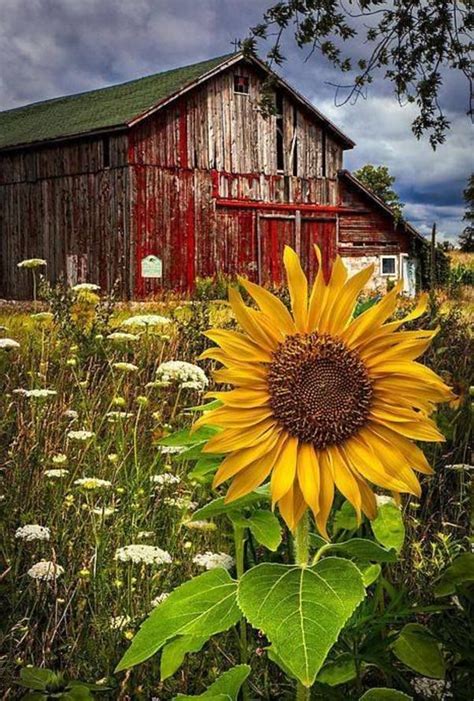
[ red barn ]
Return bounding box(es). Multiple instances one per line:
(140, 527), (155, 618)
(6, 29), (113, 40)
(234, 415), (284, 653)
(0, 52), (425, 299)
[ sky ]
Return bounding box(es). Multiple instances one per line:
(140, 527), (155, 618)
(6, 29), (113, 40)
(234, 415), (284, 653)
(0, 0), (472, 243)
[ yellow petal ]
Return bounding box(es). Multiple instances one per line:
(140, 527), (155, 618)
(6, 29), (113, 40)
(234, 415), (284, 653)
(296, 443), (320, 519)
(213, 366), (268, 387)
(328, 445), (362, 521)
(237, 276), (296, 335)
(278, 478), (307, 532)
(213, 429), (283, 486)
(325, 263), (374, 335)
(228, 287), (281, 351)
(283, 246), (308, 331)
(371, 416), (445, 442)
(307, 244), (328, 332)
(315, 449), (334, 539)
(341, 282), (402, 348)
(367, 423), (434, 475)
(203, 329), (273, 362)
(203, 419), (277, 454)
(358, 426), (422, 495)
(206, 388), (271, 408)
(270, 435), (299, 503)
(193, 405), (273, 431)
(353, 474), (377, 520)
(318, 256), (349, 332)
(224, 438), (283, 502)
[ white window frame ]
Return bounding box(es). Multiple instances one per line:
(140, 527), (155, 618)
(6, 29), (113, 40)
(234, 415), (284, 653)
(380, 255), (398, 277)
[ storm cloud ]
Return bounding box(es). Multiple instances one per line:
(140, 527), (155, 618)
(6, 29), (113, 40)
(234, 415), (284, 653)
(0, 0), (471, 242)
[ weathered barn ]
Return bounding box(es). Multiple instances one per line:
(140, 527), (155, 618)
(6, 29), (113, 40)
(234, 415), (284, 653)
(0, 52), (425, 299)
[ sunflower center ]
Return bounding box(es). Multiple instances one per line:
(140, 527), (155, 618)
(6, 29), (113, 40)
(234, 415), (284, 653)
(267, 333), (373, 449)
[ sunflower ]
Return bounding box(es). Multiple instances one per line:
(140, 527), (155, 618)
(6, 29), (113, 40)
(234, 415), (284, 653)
(194, 247), (454, 536)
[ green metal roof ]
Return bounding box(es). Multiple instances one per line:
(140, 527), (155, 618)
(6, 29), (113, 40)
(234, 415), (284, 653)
(0, 53), (235, 150)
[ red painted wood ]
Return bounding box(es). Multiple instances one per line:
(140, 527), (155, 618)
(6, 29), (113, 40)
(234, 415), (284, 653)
(216, 198), (355, 214)
(300, 218), (336, 283)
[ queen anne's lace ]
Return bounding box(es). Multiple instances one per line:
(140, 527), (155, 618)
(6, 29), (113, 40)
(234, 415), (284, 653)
(15, 525), (51, 542)
(154, 361), (208, 392)
(114, 545), (172, 565)
(193, 551), (234, 571)
(27, 561), (64, 581)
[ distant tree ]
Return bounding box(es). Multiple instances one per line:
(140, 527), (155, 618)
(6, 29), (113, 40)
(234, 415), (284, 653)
(244, 1), (473, 148)
(459, 174), (474, 252)
(440, 240), (455, 252)
(353, 164), (404, 220)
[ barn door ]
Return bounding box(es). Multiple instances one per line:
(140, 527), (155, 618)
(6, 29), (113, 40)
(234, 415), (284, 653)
(300, 217), (336, 283)
(258, 215), (296, 285)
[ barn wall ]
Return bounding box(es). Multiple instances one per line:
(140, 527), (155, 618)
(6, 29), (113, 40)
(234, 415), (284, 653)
(128, 66), (344, 178)
(0, 135), (130, 298)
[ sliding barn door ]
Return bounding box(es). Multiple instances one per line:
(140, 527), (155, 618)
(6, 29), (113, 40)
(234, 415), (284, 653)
(258, 215), (296, 285)
(300, 217), (336, 283)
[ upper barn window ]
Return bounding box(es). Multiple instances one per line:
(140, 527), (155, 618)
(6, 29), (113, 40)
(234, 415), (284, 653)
(234, 75), (249, 94)
(381, 255), (397, 276)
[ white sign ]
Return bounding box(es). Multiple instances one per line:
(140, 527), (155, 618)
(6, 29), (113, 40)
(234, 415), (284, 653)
(141, 255), (162, 279)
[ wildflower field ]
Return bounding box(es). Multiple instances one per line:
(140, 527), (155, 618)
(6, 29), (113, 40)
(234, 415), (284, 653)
(0, 256), (472, 701)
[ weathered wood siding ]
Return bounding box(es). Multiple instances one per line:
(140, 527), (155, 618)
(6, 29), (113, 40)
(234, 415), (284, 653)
(0, 135), (130, 298)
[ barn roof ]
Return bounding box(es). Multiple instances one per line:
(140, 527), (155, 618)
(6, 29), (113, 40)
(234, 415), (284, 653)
(0, 52), (354, 151)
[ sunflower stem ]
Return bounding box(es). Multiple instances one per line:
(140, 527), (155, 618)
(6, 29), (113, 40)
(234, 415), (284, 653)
(294, 513), (311, 700)
(233, 522), (249, 701)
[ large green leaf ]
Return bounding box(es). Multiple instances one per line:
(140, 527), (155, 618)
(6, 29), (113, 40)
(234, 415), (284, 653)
(231, 510), (282, 551)
(192, 486), (270, 520)
(188, 456), (223, 483)
(392, 623), (445, 678)
(332, 500), (358, 534)
(327, 538), (397, 563)
(19, 667), (55, 690)
(175, 664), (251, 700)
(359, 689), (412, 700)
(115, 569), (240, 672)
(317, 653), (357, 686)
(238, 558), (366, 687)
(358, 563), (382, 587)
(160, 636), (207, 680)
(159, 426), (219, 447)
(434, 553), (474, 597)
(371, 501), (405, 552)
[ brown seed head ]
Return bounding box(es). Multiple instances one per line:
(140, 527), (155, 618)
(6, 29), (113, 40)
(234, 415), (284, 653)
(267, 333), (373, 449)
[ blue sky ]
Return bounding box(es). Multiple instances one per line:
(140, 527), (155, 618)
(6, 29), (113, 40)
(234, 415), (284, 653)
(1, 0), (471, 243)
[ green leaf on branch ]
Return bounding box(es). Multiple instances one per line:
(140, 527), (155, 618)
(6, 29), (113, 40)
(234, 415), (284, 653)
(160, 636), (207, 680)
(317, 652), (357, 686)
(19, 667), (56, 690)
(333, 500), (358, 534)
(327, 538), (398, 563)
(188, 456), (223, 483)
(192, 485), (270, 520)
(392, 623), (446, 678)
(371, 501), (405, 552)
(159, 426), (219, 447)
(115, 569), (240, 672)
(434, 553), (474, 597)
(231, 509), (282, 551)
(238, 558), (366, 687)
(185, 400), (222, 413)
(359, 689), (413, 700)
(174, 664), (251, 700)
(358, 562), (382, 587)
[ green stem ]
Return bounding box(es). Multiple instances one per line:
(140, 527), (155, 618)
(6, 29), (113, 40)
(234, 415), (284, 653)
(233, 523), (249, 701)
(294, 514), (311, 701)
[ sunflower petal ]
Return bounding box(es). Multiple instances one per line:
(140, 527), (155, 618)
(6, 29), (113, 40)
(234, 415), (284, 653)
(213, 429), (283, 486)
(237, 275), (296, 335)
(296, 443), (320, 519)
(307, 245), (328, 332)
(207, 388), (271, 408)
(341, 282), (402, 347)
(283, 246), (308, 331)
(228, 287), (281, 350)
(326, 263), (374, 334)
(315, 450), (335, 539)
(278, 478), (307, 532)
(271, 435), (299, 503)
(224, 438), (283, 502)
(203, 419), (277, 454)
(328, 446), (362, 521)
(203, 329), (273, 362)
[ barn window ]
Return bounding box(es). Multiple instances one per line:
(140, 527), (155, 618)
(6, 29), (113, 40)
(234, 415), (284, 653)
(276, 90), (284, 172)
(102, 137), (110, 168)
(234, 75), (249, 94)
(380, 255), (397, 276)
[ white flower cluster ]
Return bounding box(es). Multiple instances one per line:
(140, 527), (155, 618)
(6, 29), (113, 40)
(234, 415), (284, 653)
(154, 360), (208, 392)
(411, 677), (453, 699)
(13, 389), (57, 399)
(44, 469), (69, 479)
(27, 560), (64, 581)
(52, 454), (68, 465)
(193, 552), (234, 571)
(151, 473), (181, 486)
(158, 445), (186, 456)
(67, 430), (95, 441)
(63, 409), (79, 421)
(15, 524), (51, 542)
(106, 411), (134, 422)
(151, 592), (169, 607)
(31, 312), (54, 323)
(72, 283), (100, 292)
(0, 338), (20, 350)
(107, 332), (139, 342)
(92, 506), (116, 517)
(121, 314), (171, 328)
(115, 544), (172, 566)
(17, 258), (47, 269)
(375, 495), (396, 507)
(74, 477), (112, 491)
(163, 496), (197, 511)
(110, 615), (132, 630)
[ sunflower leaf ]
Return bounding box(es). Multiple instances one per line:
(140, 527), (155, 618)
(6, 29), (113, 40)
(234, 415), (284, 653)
(191, 486), (271, 520)
(158, 426), (219, 447)
(160, 636), (207, 680)
(371, 501), (405, 552)
(231, 509), (282, 551)
(391, 623), (446, 678)
(359, 689), (413, 700)
(115, 569), (240, 672)
(316, 652), (358, 686)
(325, 538), (398, 563)
(174, 664), (250, 699)
(237, 558), (365, 687)
(433, 553), (474, 597)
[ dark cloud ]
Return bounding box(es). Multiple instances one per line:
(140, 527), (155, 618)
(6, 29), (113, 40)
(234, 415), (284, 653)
(0, 0), (470, 242)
